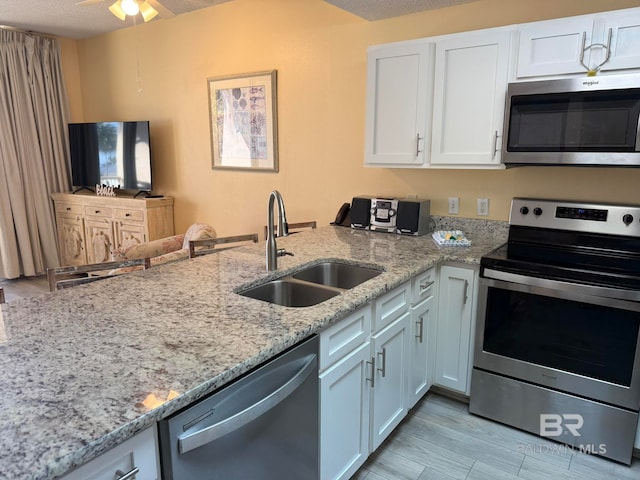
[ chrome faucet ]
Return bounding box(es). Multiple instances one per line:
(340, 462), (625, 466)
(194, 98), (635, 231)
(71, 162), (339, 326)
(266, 190), (292, 271)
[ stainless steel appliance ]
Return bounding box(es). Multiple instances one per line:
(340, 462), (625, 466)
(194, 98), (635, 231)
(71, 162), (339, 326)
(503, 75), (640, 167)
(159, 335), (319, 479)
(469, 198), (640, 464)
(370, 198), (399, 233)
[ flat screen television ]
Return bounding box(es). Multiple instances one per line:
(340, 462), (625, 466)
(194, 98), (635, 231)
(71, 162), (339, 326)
(68, 121), (152, 193)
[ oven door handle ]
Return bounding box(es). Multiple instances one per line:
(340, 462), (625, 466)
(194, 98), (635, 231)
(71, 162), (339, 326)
(482, 268), (640, 304)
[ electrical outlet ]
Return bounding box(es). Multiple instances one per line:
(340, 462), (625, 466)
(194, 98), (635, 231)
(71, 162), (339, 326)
(448, 197), (459, 215)
(477, 198), (489, 216)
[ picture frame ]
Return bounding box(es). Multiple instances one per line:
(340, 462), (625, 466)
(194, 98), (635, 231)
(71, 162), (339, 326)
(208, 70), (278, 172)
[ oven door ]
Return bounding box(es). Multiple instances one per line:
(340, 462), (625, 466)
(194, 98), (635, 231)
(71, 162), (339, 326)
(474, 272), (640, 411)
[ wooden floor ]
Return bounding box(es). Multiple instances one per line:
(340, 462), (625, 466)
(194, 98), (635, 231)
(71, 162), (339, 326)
(3, 276), (640, 480)
(354, 392), (640, 480)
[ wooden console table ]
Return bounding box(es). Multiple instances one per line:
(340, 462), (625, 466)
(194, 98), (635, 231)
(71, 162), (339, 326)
(52, 192), (174, 267)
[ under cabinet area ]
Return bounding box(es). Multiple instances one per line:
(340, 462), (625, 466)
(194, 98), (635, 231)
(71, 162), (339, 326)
(52, 192), (174, 266)
(60, 427), (160, 480)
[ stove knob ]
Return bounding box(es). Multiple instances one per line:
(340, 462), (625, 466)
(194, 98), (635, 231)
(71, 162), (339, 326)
(533, 207), (543, 216)
(623, 214), (634, 225)
(520, 206), (529, 215)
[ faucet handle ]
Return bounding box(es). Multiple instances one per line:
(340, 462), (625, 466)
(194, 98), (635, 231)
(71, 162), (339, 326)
(277, 248), (294, 257)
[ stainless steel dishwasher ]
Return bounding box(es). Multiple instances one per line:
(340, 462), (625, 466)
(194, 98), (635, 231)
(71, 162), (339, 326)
(159, 335), (319, 479)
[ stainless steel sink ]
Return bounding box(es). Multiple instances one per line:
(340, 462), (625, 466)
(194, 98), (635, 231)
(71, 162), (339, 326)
(238, 278), (340, 307)
(238, 260), (384, 307)
(292, 262), (382, 289)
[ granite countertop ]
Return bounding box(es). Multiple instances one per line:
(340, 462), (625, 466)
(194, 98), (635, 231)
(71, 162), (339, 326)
(0, 219), (507, 480)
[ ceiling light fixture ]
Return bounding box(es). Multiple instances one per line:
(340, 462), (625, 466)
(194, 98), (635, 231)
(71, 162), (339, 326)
(108, 0), (158, 22)
(120, 0), (140, 16)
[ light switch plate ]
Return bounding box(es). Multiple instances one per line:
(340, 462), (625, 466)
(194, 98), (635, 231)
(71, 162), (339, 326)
(477, 198), (489, 216)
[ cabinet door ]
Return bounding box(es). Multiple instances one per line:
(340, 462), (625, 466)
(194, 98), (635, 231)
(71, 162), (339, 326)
(435, 265), (475, 394)
(407, 296), (435, 409)
(61, 427), (159, 480)
(114, 221), (147, 252)
(370, 312), (409, 450)
(602, 10), (640, 72)
(365, 41), (434, 167)
(85, 219), (115, 263)
(57, 215), (87, 267)
(320, 342), (371, 480)
(516, 17), (596, 78)
(431, 30), (510, 166)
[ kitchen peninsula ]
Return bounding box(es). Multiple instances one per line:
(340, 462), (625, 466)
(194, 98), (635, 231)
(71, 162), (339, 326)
(0, 221), (506, 480)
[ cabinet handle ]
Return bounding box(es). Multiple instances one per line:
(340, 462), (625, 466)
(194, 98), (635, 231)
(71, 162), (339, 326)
(463, 279), (469, 305)
(125, 212), (131, 217)
(416, 316), (424, 343)
(419, 280), (435, 291)
(416, 133), (423, 157)
(366, 357), (375, 388)
(115, 467), (139, 480)
(491, 130), (499, 159)
(66, 207), (71, 211)
(376, 348), (387, 378)
(94, 210), (100, 214)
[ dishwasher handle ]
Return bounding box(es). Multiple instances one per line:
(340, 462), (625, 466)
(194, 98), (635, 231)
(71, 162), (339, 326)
(178, 353), (317, 455)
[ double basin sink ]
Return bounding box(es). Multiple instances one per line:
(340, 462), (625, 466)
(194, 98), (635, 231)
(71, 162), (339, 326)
(238, 261), (383, 307)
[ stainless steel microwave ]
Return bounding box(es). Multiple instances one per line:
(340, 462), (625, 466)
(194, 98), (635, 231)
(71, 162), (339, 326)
(502, 75), (640, 167)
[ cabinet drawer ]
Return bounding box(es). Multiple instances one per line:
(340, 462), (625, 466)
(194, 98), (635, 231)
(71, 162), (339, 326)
(412, 268), (436, 306)
(56, 203), (83, 215)
(114, 208), (144, 222)
(373, 282), (410, 332)
(84, 206), (113, 218)
(320, 306), (372, 372)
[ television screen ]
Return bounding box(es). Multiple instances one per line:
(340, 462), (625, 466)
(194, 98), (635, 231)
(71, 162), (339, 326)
(68, 121), (152, 192)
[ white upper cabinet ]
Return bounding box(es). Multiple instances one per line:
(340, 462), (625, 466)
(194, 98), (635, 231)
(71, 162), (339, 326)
(516, 17), (596, 78)
(601, 9), (640, 72)
(365, 41), (435, 167)
(430, 30), (511, 167)
(516, 8), (640, 78)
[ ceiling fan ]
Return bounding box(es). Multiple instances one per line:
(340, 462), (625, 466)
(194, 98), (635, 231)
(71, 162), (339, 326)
(76, 0), (176, 23)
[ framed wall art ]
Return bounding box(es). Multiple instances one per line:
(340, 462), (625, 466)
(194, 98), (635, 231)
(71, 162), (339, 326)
(208, 70), (278, 172)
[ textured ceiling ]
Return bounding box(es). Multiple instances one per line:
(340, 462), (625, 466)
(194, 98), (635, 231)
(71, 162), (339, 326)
(0, 0), (482, 39)
(324, 0), (481, 21)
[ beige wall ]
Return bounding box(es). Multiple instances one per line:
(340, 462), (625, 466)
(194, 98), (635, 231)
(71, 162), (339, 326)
(63, 0), (640, 237)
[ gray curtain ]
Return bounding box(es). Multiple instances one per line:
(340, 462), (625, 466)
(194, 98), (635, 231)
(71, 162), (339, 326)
(0, 29), (70, 279)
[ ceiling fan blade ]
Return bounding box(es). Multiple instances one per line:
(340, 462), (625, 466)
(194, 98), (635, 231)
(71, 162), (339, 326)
(108, 1), (127, 21)
(139, 1), (159, 22)
(145, 0), (176, 18)
(76, 0), (106, 5)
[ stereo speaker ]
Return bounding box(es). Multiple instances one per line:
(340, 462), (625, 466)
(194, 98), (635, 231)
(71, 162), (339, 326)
(396, 199), (431, 235)
(350, 196), (372, 229)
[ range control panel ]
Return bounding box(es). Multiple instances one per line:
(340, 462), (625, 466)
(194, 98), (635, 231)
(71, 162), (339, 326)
(509, 198), (640, 237)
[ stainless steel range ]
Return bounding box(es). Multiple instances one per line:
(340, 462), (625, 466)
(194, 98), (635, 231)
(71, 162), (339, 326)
(469, 198), (640, 465)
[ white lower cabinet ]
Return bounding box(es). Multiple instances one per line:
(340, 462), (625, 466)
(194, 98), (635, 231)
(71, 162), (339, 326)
(320, 341), (372, 480)
(370, 312), (410, 450)
(319, 281), (411, 480)
(434, 264), (478, 395)
(60, 426), (160, 480)
(407, 268), (437, 409)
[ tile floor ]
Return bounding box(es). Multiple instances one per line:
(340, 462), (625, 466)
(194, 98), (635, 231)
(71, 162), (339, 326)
(353, 393), (640, 480)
